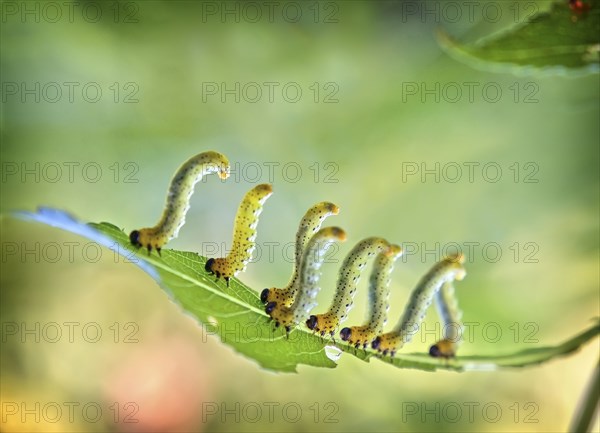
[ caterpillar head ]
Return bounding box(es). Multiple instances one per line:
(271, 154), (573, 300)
(203, 150), (231, 180)
(260, 287), (295, 309)
(261, 292), (290, 320)
(204, 258), (215, 273)
(265, 301), (277, 315)
(306, 315), (318, 331)
(217, 164), (230, 180)
(129, 228), (162, 254)
(429, 339), (457, 359)
(340, 325), (376, 349)
(371, 333), (402, 357)
(205, 257), (227, 277)
(306, 313), (338, 337)
(205, 257), (231, 286)
(260, 288), (270, 304)
(260, 289), (284, 320)
(129, 230), (141, 248)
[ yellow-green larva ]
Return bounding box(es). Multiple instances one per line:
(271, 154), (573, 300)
(429, 280), (463, 358)
(260, 201), (340, 309)
(129, 151), (230, 255)
(371, 254), (466, 357)
(266, 226), (347, 333)
(205, 183), (273, 286)
(306, 237), (391, 337)
(339, 244), (403, 349)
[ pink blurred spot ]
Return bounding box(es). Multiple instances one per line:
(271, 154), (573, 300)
(103, 335), (213, 432)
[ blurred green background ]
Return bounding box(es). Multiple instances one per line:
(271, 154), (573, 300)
(1, 1), (598, 432)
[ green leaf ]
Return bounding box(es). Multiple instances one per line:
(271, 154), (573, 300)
(11, 208), (600, 373)
(438, 0), (600, 75)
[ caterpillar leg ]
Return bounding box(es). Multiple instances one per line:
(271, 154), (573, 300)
(265, 302), (296, 336)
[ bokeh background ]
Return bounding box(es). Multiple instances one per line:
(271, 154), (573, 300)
(1, 1), (598, 432)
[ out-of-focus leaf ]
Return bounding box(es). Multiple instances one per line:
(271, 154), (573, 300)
(11, 208), (600, 373)
(438, 0), (600, 75)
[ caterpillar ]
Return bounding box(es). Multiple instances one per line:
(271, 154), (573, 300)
(266, 226), (347, 333)
(339, 244), (403, 349)
(129, 151), (230, 255)
(429, 280), (463, 358)
(306, 237), (391, 337)
(205, 183), (273, 286)
(130, 151), (474, 359)
(260, 201), (340, 309)
(371, 253), (466, 357)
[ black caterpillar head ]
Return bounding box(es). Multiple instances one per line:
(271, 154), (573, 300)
(129, 230), (141, 248)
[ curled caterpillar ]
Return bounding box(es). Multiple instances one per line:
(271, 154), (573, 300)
(372, 254), (466, 357)
(339, 244), (403, 349)
(306, 237), (391, 337)
(429, 280), (463, 358)
(129, 151), (230, 255)
(266, 226), (347, 333)
(205, 183), (273, 286)
(260, 201), (340, 309)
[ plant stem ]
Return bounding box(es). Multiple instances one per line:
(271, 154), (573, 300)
(569, 360), (599, 433)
